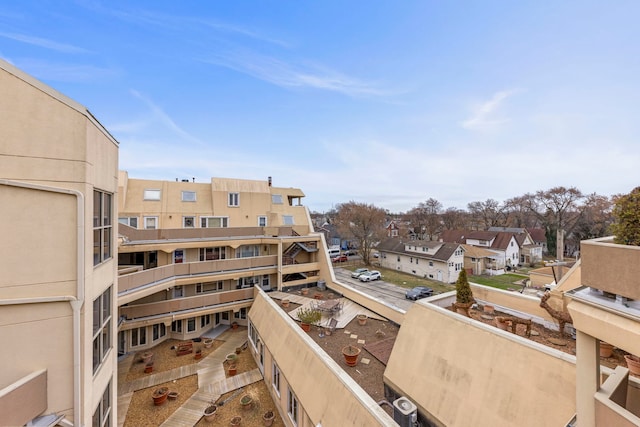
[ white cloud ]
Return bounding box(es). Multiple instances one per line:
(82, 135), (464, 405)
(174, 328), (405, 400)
(461, 89), (520, 131)
(202, 51), (388, 97)
(0, 31), (89, 54)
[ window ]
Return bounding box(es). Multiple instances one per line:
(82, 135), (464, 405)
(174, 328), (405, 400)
(249, 321), (258, 347)
(93, 190), (112, 265)
(262, 275), (270, 287)
(196, 281), (224, 294)
(272, 363), (281, 396)
(143, 189), (161, 200)
(429, 261), (434, 267)
(174, 249), (184, 264)
(181, 191), (196, 202)
(199, 247), (226, 261)
(287, 387), (299, 426)
(234, 308), (247, 319)
(228, 192), (239, 206)
(173, 286), (184, 298)
(183, 216), (195, 228)
(92, 381), (111, 427)
(152, 323), (166, 341)
(282, 215), (294, 225)
(171, 320), (182, 333)
(131, 327), (147, 347)
(187, 317), (196, 332)
(237, 245), (259, 258)
(272, 194), (283, 204)
(92, 287), (112, 373)
(258, 216), (267, 227)
(410, 257), (413, 263)
(144, 216), (158, 229)
(201, 315), (211, 328)
(397, 256), (400, 262)
(201, 216), (228, 228)
(118, 217), (137, 228)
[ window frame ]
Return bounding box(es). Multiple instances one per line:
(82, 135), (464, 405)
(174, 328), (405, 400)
(118, 217), (138, 228)
(272, 194), (283, 204)
(287, 387), (299, 426)
(92, 287), (112, 374)
(143, 189), (161, 201)
(181, 190), (196, 202)
(93, 190), (112, 266)
(258, 215), (267, 227)
(282, 215), (294, 225)
(183, 216), (195, 228)
(272, 362), (281, 397)
(92, 381), (111, 427)
(228, 192), (240, 207)
(144, 216), (158, 229)
(201, 216), (229, 228)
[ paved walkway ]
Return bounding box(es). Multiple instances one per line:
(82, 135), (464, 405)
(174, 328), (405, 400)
(117, 329), (259, 427)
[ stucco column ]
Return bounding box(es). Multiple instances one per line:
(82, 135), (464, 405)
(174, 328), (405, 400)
(575, 330), (598, 427)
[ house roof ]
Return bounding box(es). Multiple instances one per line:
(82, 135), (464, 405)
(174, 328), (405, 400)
(527, 228), (547, 243)
(377, 238), (461, 262)
(461, 244), (498, 259)
(439, 229), (467, 244)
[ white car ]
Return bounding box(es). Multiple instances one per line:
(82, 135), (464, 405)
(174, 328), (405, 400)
(351, 268), (369, 279)
(359, 270), (381, 282)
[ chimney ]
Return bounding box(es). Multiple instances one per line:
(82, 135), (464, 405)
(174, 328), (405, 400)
(192, 177), (195, 183)
(268, 176), (272, 187)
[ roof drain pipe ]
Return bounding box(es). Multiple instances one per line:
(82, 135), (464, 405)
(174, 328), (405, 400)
(0, 180), (84, 427)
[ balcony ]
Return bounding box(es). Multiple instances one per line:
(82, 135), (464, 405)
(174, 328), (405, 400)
(581, 237), (640, 301)
(595, 366), (640, 425)
(119, 287), (254, 320)
(118, 255), (278, 295)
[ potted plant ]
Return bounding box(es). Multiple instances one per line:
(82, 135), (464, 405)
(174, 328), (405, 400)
(281, 299), (290, 308)
(454, 269), (474, 316)
(297, 307), (321, 332)
(230, 415), (242, 426)
(228, 363), (237, 376)
(600, 342), (614, 358)
(144, 362), (154, 373)
(231, 321), (239, 330)
(342, 344), (361, 367)
(226, 353), (238, 363)
(357, 314), (367, 325)
(203, 338), (214, 348)
(624, 354), (640, 376)
(152, 387), (169, 406)
(301, 287), (309, 296)
(168, 391), (179, 400)
(240, 394), (253, 411)
(203, 403), (217, 422)
(263, 410), (275, 426)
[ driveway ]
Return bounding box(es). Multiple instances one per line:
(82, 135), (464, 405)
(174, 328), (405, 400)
(333, 268), (414, 311)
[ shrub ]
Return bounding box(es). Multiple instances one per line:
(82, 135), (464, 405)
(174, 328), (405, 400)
(611, 187), (640, 246)
(455, 269), (474, 305)
(297, 307), (321, 325)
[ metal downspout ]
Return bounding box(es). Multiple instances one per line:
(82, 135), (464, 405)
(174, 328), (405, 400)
(0, 180), (84, 426)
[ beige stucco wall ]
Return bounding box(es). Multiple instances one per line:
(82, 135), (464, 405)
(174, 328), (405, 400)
(1, 59), (119, 426)
(249, 290), (396, 426)
(384, 302), (576, 427)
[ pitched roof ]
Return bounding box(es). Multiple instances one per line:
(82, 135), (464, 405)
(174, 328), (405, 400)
(461, 244), (498, 259)
(440, 229), (467, 243)
(527, 228), (547, 243)
(377, 238), (462, 262)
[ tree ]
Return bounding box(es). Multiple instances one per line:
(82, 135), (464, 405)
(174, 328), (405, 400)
(406, 198), (442, 240)
(334, 201), (387, 266)
(611, 187), (640, 246)
(572, 193), (613, 244)
(455, 269), (474, 305)
(503, 195), (540, 228)
(467, 199), (504, 230)
(441, 207), (467, 230)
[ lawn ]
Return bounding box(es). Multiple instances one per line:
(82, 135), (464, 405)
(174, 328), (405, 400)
(469, 273), (529, 291)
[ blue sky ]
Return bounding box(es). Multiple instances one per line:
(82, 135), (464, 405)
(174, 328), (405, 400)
(2, 1), (639, 213)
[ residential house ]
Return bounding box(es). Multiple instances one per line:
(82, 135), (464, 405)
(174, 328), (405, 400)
(376, 238), (465, 283)
(461, 244), (502, 275)
(489, 226), (544, 264)
(385, 219), (400, 238)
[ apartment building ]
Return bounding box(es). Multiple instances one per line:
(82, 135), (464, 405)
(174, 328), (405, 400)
(116, 172), (329, 355)
(0, 60), (119, 426)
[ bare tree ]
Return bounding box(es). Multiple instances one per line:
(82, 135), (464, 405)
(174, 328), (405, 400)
(503, 195), (540, 228)
(572, 193), (613, 244)
(406, 198), (442, 240)
(334, 201), (387, 266)
(467, 199), (504, 230)
(441, 207), (467, 230)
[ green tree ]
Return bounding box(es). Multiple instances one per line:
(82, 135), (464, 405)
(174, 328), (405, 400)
(611, 187), (640, 246)
(455, 269), (474, 305)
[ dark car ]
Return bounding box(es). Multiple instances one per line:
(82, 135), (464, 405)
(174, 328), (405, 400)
(405, 286), (434, 300)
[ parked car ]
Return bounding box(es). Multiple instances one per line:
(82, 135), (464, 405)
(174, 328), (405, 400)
(359, 270), (381, 282)
(405, 286), (434, 300)
(351, 268), (369, 278)
(332, 254), (348, 263)
(344, 249), (357, 256)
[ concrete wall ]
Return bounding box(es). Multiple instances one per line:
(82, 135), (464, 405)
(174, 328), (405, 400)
(384, 302), (577, 427)
(248, 290), (396, 426)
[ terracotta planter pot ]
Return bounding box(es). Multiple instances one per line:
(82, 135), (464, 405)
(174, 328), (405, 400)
(625, 354), (640, 376)
(194, 350), (202, 360)
(314, 293), (323, 300)
(236, 347), (242, 355)
(168, 391), (179, 400)
(300, 322), (311, 332)
(141, 352), (153, 364)
(600, 342), (614, 358)
(232, 322), (239, 330)
(495, 316), (509, 331)
(203, 404), (217, 422)
(240, 395), (253, 411)
(152, 387), (169, 406)
(263, 410), (275, 426)
(230, 416), (241, 426)
(342, 345), (361, 367)
(301, 288), (309, 296)
(228, 364), (237, 376)
(357, 314), (367, 326)
(281, 299), (290, 308)
(203, 338), (213, 348)
(483, 305), (495, 314)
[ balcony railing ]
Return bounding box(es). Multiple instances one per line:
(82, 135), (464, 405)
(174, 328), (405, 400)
(118, 255), (278, 294)
(594, 366), (640, 426)
(0, 369), (47, 427)
(581, 237), (640, 301)
(119, 287), (254, 319)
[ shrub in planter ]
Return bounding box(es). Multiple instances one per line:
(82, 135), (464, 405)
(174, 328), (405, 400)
(297, 307), (321, 330)
(263, 410), (275, 426)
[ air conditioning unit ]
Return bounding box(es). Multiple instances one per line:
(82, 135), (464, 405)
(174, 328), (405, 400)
(393, 397), (417, 427)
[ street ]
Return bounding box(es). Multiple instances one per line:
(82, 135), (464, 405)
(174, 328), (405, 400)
(333, 267), (414, 311)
